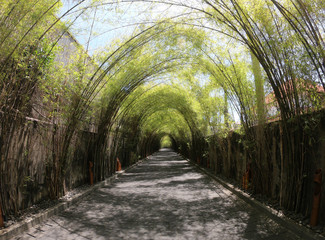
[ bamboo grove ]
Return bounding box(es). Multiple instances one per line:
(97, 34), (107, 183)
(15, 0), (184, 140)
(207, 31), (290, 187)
(0, 0), (324, 225)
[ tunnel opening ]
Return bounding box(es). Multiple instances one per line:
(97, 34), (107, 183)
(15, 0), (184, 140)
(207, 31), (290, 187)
(160, 135), (173, 149)
(159, 134), (178, 150)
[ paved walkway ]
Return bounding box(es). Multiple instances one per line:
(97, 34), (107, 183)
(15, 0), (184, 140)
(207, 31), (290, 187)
(14, 149), (302, 240)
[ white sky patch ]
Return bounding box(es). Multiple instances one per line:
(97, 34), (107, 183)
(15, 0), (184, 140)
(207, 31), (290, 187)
(60, 0), (205, 55)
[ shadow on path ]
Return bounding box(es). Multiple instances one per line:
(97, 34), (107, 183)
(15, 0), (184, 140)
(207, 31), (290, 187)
(15, 149), (301, 240)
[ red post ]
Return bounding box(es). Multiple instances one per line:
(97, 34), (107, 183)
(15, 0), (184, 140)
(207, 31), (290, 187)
(0, 202), (4, 228)
(242, 172), (248, 190)
(242, 164), (251, 191)
(116, 158), (122, 172)
(89, 161), (94, 185)
(310, 169), (322, 226)
(242, 174), (246, 189)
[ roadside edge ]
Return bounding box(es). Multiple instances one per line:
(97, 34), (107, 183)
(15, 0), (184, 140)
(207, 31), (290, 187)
(186, 158), (325, 240)
(0, 157), (149, 240)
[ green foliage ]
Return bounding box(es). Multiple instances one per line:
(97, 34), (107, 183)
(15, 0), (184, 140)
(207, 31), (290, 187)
(1, 0), (325, 217)
(160, 135), (173, 148)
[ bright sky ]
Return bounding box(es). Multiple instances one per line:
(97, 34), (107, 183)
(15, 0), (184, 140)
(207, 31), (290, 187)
(59, 0), (197, 55)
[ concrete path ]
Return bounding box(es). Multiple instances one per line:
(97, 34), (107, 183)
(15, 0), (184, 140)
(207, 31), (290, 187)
(13, 149), (302, 240)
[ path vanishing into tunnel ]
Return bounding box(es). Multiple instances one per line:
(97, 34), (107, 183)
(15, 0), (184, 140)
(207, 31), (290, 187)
(14, 149), (302, 240)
